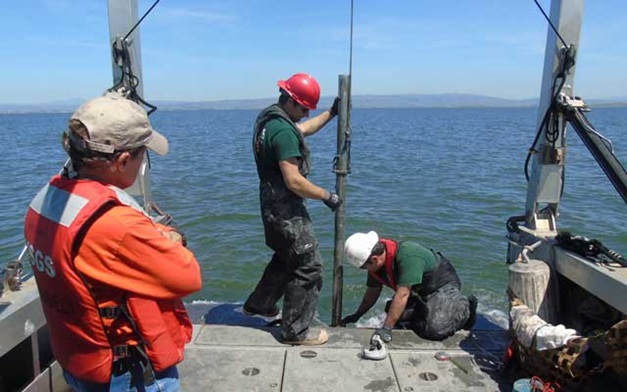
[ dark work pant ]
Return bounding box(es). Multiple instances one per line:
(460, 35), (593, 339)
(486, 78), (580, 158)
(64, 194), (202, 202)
(396, 256), (470, 340)
(411, 284), (470, 340)
(245, 247), (323, 341)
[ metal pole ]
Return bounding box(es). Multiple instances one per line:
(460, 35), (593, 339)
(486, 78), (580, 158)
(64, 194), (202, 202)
(107, 0), (155, 214)
(331, 75), (351, 326)
(524, 0), (583, 232)
(108, 0), (143, 97)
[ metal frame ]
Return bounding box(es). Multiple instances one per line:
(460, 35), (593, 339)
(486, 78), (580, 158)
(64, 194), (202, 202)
(524, 0), (583, 234)
(509, 0), (626, 323)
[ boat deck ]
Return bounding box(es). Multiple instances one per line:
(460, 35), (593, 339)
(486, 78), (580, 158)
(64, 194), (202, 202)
(181, 304), (509, 391)
(1, 284), (510, 391)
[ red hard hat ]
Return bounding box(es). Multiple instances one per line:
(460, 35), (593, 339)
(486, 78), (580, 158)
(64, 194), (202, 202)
(277, 73), (321, 110)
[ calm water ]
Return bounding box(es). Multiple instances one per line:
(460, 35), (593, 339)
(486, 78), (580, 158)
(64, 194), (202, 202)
(2, 106), (626, 324)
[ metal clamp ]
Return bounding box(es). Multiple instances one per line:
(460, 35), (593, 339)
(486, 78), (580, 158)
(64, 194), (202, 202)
(557, 93), (588, 111)
(362, 335), (388, 361)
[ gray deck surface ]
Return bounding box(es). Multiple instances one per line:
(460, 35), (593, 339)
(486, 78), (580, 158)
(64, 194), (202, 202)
(1, 289), (509, 391)
(180, 304), (509, 392)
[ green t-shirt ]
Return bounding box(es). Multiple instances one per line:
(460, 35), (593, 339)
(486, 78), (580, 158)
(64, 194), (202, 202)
(367, 241), (438, 290)
(258, 117), (302, 173)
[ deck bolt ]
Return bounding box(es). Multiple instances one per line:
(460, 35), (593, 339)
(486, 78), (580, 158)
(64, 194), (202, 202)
(241, 367), (260, 376)
(418, 372), (438, 381)
(300, 350), (318, 358)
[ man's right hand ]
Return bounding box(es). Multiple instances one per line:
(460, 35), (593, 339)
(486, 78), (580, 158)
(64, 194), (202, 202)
(340, 313), (361, 326)
(323, 191), (342, 211)
(158, 228), (186, 246)
(372, 326), (393, 343)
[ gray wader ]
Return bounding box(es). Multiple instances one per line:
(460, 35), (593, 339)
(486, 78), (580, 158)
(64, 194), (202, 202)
(411, 255), (470, 340)
(388, 255), (470, 341)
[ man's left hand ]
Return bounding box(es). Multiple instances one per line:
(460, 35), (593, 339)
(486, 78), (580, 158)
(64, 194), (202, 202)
(329, 97), (340, 117)
(372, 326), (392, 343)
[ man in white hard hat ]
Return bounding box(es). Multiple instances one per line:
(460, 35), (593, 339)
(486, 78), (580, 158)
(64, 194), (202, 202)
(341, 231), (477, 342)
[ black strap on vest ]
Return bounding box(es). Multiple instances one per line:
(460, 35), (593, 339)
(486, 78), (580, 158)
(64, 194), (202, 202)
(111, 345), (156, 386)
(99, 304), (156, 385)
(66, 197), (157, 385)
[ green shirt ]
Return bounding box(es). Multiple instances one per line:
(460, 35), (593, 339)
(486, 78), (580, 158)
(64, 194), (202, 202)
(258, 117), (302, 174)
(367, 241), (438, 290)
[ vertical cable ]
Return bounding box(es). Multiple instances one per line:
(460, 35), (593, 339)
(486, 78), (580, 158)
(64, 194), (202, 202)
(348, 0), (354, 97)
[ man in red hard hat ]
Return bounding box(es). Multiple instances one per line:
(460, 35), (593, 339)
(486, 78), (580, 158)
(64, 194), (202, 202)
(245, 73), (341, 345)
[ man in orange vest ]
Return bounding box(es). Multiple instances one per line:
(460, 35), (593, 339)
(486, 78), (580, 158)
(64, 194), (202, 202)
(341, 231), (477, 343)
(24, 92), (202, 391)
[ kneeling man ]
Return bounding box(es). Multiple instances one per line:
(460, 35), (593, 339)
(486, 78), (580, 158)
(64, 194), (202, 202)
(341, 231), (477, 343)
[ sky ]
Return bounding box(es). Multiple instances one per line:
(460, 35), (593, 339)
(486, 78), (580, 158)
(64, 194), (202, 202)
(1, 0), (626, 104)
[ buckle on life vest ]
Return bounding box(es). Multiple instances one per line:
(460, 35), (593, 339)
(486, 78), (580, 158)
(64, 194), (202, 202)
(99, 306), (123, 319)
(111, 345), (156, 386)
(112, 345), (132, 360)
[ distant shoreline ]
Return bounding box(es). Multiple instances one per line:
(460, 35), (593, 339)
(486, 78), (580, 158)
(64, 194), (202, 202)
(1, 93), (626, 114)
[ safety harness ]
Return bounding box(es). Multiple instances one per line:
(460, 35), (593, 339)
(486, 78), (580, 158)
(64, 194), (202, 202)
(99, 304), (156, 384)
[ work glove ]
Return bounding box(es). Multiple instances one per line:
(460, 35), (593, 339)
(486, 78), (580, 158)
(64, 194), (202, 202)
(372, 326), (393, 343)
(329, 97), (340, 117)
(340, 313), (361, 327)
(323, 191), (342, 212)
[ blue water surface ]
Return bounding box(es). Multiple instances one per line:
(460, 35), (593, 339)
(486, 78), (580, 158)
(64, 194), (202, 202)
(1, 106), (626, 323)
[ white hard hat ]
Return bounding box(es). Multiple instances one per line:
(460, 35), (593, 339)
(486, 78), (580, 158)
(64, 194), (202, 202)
(344, 231), (379, 268)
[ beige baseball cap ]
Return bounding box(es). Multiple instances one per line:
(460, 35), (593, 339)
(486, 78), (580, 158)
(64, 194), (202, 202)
(70, 91), (168, 155)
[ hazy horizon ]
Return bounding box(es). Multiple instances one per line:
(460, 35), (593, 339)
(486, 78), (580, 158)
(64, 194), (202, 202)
(1, 92), (626, 114)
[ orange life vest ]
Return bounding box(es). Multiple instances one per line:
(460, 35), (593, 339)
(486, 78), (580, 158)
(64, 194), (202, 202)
(24, 175), (192, 383)
(368, 238), (399, 291)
